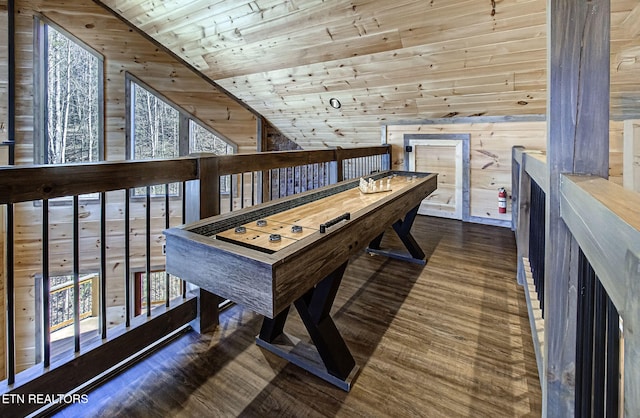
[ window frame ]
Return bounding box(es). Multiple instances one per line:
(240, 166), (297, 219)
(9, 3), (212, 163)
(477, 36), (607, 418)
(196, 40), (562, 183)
(125, 73), (237, 198)
(33, 15), (105, 165)
(131, 268), (183, 317)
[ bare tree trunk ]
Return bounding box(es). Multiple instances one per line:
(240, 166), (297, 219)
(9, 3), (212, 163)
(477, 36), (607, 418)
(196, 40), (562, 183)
(60, 42), (72, 163)
(52, 42), (62, 163)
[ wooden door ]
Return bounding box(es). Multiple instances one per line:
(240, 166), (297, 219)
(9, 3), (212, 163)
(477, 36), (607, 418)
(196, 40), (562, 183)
(408, 140), (463, 220)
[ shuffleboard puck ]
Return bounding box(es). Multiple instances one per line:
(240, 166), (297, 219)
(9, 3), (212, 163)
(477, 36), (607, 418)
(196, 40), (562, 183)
(291, 225), (303, 233)
(234, 226), (246, 234)
(269, 234), (281, 242)
(256, 219), (268, 227)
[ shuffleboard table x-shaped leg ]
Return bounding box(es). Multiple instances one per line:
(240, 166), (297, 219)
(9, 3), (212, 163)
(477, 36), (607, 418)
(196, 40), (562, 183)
(255, 260), (359, 391)
(366, 203), (426, 264)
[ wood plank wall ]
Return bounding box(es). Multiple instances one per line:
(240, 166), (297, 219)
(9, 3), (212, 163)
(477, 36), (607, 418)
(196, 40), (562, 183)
(387, 120), (624, 223)
(15, 0), (257, 161)
(2, 0), (259, 374)
(387, 121), (547, 222)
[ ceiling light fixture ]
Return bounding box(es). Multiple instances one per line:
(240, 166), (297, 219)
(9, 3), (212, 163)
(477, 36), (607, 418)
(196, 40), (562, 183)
(329, 98), (341, 109)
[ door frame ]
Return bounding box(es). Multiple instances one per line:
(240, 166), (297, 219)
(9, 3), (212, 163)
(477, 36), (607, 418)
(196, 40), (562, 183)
(404, 133), (470, 222)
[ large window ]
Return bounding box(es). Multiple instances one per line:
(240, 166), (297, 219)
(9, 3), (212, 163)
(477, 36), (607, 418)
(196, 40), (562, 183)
(36, 19), (103, 164)
(130, 82), (180, 160)
(189, 119), (234, 155)
(128, 76), (235, 160)
(127, 76), (236, 195)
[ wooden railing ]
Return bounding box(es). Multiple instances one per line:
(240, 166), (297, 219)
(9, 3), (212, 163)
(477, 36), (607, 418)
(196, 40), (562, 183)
(512, 146), (639, 417)
(0, 145), (391, 417)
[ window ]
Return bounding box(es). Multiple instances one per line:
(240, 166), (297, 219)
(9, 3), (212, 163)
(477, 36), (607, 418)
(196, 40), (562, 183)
(127, 76), (236, 197)
(189, 119), (234, 155)
(130, 82), (180, 161)
(35, 19), (103, 164)
(48, 273), (98, 333)
(127, 74), (236, 162)
(134, 270), (182, 316)
(189, 120), (234, 194)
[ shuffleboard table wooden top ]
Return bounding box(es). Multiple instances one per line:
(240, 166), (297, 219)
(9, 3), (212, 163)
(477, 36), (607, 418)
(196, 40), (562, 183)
(164, 170), (437, 318)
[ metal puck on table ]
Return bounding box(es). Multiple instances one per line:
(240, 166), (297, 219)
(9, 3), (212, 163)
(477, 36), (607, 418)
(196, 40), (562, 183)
(256, 219), (268, 227)
(234, 226), (246, 234)
(291, 225), (303, 233)
(269, 234), (282, 242)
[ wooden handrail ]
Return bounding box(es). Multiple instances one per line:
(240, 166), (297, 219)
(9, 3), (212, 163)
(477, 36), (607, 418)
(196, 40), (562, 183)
(512, 147), (548, 193)
(0, 146), (391, 204)
(336, 145), (390, 159)
(0, 158), (198, 204)
(214, 149), (336, 174)
(560, 175), (640, 312)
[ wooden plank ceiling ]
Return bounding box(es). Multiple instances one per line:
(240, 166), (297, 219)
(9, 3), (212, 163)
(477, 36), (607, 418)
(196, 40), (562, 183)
(97, 0), (640, 149)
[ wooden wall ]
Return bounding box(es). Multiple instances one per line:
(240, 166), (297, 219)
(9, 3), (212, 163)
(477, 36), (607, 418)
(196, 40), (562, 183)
(387, 119), (625, 223)
(4, 0), (259, 373)
(14, 0), (257, 163)
(387, 120), (547, 223)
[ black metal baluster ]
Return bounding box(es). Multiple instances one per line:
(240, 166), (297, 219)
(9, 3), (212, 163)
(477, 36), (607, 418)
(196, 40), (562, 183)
(576, 249), (595, 417)
(146, 186), (151, 316)
(278, 168), (282, 199)
(593, 278), (608, 417)
(7, 203), (15, 384)
(165, 184), (170, 307)
(606, 296), (620, 418)
(229, 175), (234, 212)
(100, 192), (107, 339)
(286, 167), (290, 196)
(539, 184), (545, 316)
(293, 166), (298, 194)
(529, 180), (546, 316)
(73, 196), (80, 352)
(251, 171), (255, 206)
(42, 199), (50, 366)
(181, 182), (187, 299)
(218, 177), (223, 214)
(240, 172), (245, 209)
(125, 189), (131, 327)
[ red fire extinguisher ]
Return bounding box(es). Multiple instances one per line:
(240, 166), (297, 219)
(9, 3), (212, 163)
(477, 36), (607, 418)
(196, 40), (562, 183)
(498, 187), (507, 214)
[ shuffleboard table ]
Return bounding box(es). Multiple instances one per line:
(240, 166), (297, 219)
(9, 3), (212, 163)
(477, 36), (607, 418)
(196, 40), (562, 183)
(164, 170), (437, 390)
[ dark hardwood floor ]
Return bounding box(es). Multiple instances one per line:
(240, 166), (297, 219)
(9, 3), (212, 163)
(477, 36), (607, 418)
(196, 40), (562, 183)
(53, 216), (541, 417)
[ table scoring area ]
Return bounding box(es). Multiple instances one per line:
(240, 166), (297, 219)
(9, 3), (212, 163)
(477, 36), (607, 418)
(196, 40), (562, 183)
(214, 174), (420, 253)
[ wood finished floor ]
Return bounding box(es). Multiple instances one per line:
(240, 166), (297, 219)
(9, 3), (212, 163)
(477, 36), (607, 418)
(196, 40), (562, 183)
(53, 216), (541, 418)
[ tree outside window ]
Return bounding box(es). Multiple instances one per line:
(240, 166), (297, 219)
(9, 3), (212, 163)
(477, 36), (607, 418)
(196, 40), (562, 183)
(128, 77), (236, 196)
(42, 24), (102, 164)
(131, 82), (179, 160)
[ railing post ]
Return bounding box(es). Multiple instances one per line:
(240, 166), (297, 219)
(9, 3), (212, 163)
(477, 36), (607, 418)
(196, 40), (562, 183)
(185, 154), (221, 333)
(546, 0), (610, 415)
